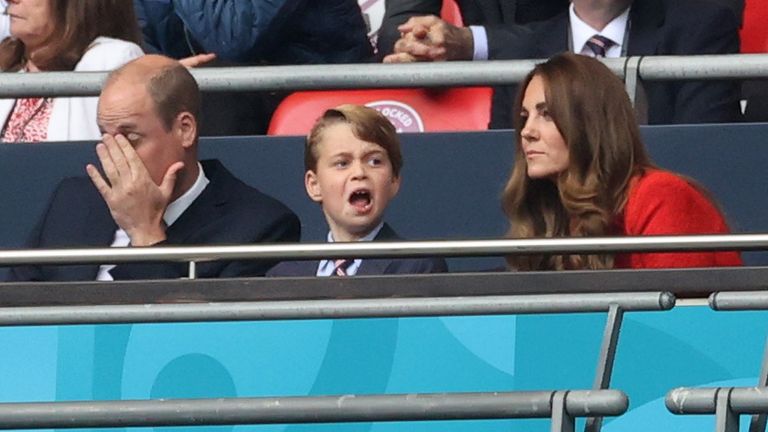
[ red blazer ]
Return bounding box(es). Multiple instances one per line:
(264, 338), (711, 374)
(613, 170), (742, 269)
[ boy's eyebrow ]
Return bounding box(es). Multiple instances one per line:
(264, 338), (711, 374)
(535, 102), (548, 111)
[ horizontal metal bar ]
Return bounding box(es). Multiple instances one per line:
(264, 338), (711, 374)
(0, 234), (764, 266)
(667, 387), (768, 415)
(0, 390), (627, 429)
(0, 292), (673, 326)
(1, 53), (766, 98)
(710, 291), (768, 311)
(638, 54), (768, 80)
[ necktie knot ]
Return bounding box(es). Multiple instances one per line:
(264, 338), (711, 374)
(585, 34), (615, 58)
(333, 259), (353, 276)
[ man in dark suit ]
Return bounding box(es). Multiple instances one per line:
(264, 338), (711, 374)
(9, 55), (300, 282)
(386, 0), (742, 126)
(377, 0), (569, 57)
(267, 223), (447, 276)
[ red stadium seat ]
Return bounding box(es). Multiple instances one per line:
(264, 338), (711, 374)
(267, 87), (492, 135)
(440, 0), (464, 26)
(741, 0), (768, 53)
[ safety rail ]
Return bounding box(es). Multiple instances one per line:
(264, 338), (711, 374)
(0, 291), (672, 326)
(665, 290), (768, 432)
(0, 389), (627, 430)
(0, 234), (765, 279)
(0, 54), (765, 98)
(667, 387), (768, 432)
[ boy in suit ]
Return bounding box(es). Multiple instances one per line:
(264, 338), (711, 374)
(268, 104), (447, 276)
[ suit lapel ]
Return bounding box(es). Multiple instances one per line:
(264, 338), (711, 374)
(535, 11), (570, 57)
(627, 0), (664, 56)
(357, 224), (399, 276)
(164, 161), (228, 244)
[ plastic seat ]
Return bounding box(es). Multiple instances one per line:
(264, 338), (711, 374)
(740, 0), (768, 53)
(440, 0), (464, 26)
(267, 87), (492, 135)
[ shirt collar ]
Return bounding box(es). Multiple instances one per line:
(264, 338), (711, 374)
(163, 162), (209, 227)
(326, 221), (384, 243)
(569, 3), (630, 57)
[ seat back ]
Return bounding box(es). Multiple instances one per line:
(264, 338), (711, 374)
(741, 0), (768, 53)
(267, 87), (492, 135)
(440, 0), (464, 26)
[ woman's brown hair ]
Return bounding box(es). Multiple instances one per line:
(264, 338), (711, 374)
(0, 0), (142, 71)
(501, 53), (653, 270)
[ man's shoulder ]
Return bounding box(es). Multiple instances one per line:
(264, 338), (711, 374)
(201, 159), (297, 218)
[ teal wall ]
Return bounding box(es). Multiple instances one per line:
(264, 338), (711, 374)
(1, 306), (765, 431)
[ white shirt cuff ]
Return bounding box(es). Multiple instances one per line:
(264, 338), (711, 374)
(469, 25), (489, 61)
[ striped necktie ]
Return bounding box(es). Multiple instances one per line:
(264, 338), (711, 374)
(333, 259), (353, 276)
(585, 34), (615, 58)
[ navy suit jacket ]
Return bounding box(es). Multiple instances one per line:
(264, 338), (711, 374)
(8, 160), (300, 282)
(266, 223), (448, 276)
(488, 0), (742, 128)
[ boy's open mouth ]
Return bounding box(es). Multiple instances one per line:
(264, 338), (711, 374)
(349, 189), (372, 212)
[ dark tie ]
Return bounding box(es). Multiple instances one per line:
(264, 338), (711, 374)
(332, 259), (353, 276)
(585, 34), (615, 58)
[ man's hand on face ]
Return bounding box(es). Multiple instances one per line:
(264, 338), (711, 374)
(86, 134), (184, 247)
(383, 15), (474, 63)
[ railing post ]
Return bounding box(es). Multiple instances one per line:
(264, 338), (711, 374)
(585, 304), (624, 432)
(551, 391), (575, 432)
(749, 333), (768, 432)
(188, 261), (197, 279)
(716, 388), (739, 432)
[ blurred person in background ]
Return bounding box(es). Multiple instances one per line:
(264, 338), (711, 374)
(376, 0), (569, 58)
(385, 0), (742, 127)
(134, 0), (374, 136)
(502, 53), (741, 270)
(0, 0), (144, 143)
(0, 1), (9, 41)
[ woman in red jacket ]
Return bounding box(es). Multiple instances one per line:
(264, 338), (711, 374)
(501, 53), (741, 270)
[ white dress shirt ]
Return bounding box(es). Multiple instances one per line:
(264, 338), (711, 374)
(569, 3), (630, 58)
(315, 222), (385, 276)
(96, 163), (210, 281)
(470, 3), (630, 60)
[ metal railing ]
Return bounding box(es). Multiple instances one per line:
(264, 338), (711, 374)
(0, 389), (627, 430)
(0, 234), (763, 279)
(666, 290), (768, 432)
(0, 54), (765, 98)
(0, 291), (672, 326)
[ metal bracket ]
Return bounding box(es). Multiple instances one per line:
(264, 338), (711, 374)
(749, 332), (768, 432)
(585, 304), (624, 432)
(552, 391), (575, 432)
(623, 56), (648, 124)
(716, 388), (739, 432)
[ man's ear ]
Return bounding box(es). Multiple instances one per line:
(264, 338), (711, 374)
(305, 170), (323, 203)
(176, 112), (197, 148)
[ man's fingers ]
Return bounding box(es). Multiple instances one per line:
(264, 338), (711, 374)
(86, 164), (111, 200)
(397, 15), (440, 34)
(159, 161), (185, 199)
(180, 53), (217, 68)
(101, 134), (131, 180)
(95, 141), (121, 186)
(113, 133), (144, 179)
(383, 52), (420, 63)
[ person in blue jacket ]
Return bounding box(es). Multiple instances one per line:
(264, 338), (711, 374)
(133, 0), (375, 134)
